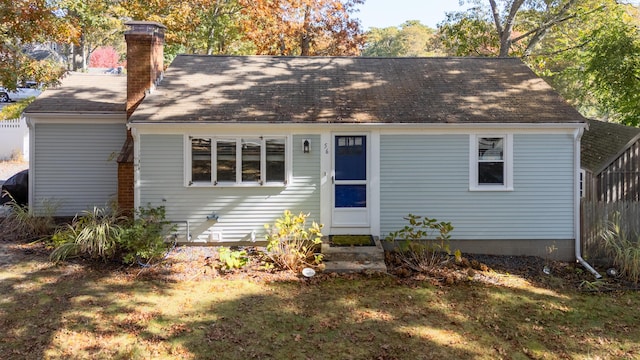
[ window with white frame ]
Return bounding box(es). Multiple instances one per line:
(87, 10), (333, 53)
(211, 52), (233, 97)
(189, 136), (287, 186)
(470, 134), (513, 191)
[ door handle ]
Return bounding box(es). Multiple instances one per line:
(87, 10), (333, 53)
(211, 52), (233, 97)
(332, 175), (335, 184)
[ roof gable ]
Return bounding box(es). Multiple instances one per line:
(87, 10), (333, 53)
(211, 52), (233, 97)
(130, 56), (585, 124)
(581, 118), (640, 173)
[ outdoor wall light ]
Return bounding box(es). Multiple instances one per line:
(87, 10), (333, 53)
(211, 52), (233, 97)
(302, 139), (310, 153)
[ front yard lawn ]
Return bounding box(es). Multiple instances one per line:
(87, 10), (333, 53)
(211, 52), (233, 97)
(1, 242), (639, 360)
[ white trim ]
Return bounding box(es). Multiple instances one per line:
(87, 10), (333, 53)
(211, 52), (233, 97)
(27, 122), (35, 214)
(185, 135), (289, 188)
(132, 128), (141, 211)
(330, 132), (371, 230)
(370, 131), (381, 237)
(469, 134), (514, 191)
(573, 128), (601, 278)
(129, 122), (586, 135)
(183, 134), (190, 187)
(320, 132), (331, 232)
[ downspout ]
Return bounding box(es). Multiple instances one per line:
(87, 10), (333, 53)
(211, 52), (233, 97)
(574, 127), (602, 279)
(25, 115), (34, 214)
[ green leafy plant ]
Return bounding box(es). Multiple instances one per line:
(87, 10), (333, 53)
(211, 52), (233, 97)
(117, 205), (174, 265)
(50, 207), (125, 263)
(218, 247), (249, 270)
(264, 210), (323, 272)
(599, 212), (640, 283)
(384, 214), (454, 271)
(0, 97), (35, 120)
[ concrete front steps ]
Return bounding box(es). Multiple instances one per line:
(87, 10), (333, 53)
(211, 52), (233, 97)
(320, 236), (387, 273)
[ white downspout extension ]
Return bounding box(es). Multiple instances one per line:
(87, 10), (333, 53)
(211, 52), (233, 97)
(574, 127), (602, 279)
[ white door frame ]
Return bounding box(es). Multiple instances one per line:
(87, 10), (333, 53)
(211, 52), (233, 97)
(320, 131), (380, 236)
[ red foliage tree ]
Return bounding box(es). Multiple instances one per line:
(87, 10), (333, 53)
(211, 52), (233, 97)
(89, 46), (121, 68)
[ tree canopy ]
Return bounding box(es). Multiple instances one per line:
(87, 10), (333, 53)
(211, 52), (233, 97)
(437, 0), (640, 125)
(1, 0), (365, 88)
(0, 0), (77, 88)
(117, 0), (364, 57)
(363, 20), (442, 57)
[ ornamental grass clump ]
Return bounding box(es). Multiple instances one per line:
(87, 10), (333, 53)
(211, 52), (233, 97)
(264, 210), (323, 272)
(50, 204), (174, 265)
(0, 198), (57, 242)
(50, 207), (125, 263)
(600, 212), (640, 283)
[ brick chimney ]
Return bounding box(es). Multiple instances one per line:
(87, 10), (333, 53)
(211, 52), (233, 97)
(117, 21), (166, 215)
(124, 21), (166, 118)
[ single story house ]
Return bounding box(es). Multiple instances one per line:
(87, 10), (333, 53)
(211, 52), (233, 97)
(24, 22), (590, 261)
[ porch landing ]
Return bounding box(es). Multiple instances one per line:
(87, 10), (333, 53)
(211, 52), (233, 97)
(320, 236), (387, 273)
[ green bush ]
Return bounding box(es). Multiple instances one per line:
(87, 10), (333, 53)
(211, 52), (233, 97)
(218, 247), (249, 270)
(50, 207), (124, 263)
(384, 214), (454, 271)
(117, 205), (174, 265)
(600, 212), (640, 283)
(50, 204), (173, 265)
(264, 210), (323, 272)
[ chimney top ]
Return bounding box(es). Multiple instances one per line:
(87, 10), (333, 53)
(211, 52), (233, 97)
(125, 21), (167, 35)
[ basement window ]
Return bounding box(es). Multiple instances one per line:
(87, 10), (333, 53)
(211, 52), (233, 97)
(189, 136), (287, 187)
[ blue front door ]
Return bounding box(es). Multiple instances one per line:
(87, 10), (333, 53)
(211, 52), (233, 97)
(332, 135), (369, 228)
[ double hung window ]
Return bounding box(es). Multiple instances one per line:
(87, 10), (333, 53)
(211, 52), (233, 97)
(470, 134), (513, 191)
(189, 136), (287, 186)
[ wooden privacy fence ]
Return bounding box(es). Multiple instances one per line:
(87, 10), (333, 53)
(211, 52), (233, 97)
(581, 200), (640, 259)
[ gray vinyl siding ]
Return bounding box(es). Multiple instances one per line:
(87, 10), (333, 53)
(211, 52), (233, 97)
(138, 134), (320, 242)
(380, 134), (575, 240)
(32, 123), (125, 216)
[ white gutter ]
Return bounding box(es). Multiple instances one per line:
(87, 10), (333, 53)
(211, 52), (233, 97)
(574, 127), (602, 279)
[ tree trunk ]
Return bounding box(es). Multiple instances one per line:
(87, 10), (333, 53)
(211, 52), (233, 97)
(300, 5), (311, 56)
(490, 0), (525, 57)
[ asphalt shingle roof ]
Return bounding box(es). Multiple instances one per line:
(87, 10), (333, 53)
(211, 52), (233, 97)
(25, 73), (126, 114)
(130, 55), (585, 124)
(581, 119), (640, 174)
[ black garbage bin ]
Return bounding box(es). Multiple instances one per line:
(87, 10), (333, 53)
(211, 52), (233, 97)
(1, 169), (28, 206)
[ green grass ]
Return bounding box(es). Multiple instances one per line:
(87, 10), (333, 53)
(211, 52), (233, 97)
(1, 256), (640, 359)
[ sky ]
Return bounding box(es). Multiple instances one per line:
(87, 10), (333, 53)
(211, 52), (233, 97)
(356, 0), (470, 29)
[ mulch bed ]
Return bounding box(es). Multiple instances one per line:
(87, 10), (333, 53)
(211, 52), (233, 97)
(1, 236), (630, 290)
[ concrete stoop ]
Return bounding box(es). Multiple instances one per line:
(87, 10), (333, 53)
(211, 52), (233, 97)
(320, 236), (388, 273)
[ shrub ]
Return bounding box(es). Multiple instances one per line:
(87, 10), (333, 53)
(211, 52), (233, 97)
(264, 210), (323, 272)
(117, 205), (174, 265)
(600, 212), (640, 283)
(50, 207), (124, 263)
(384, 214), (454, 272)
(218, 247), (249, 270)
(50, 204), (174, 265)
